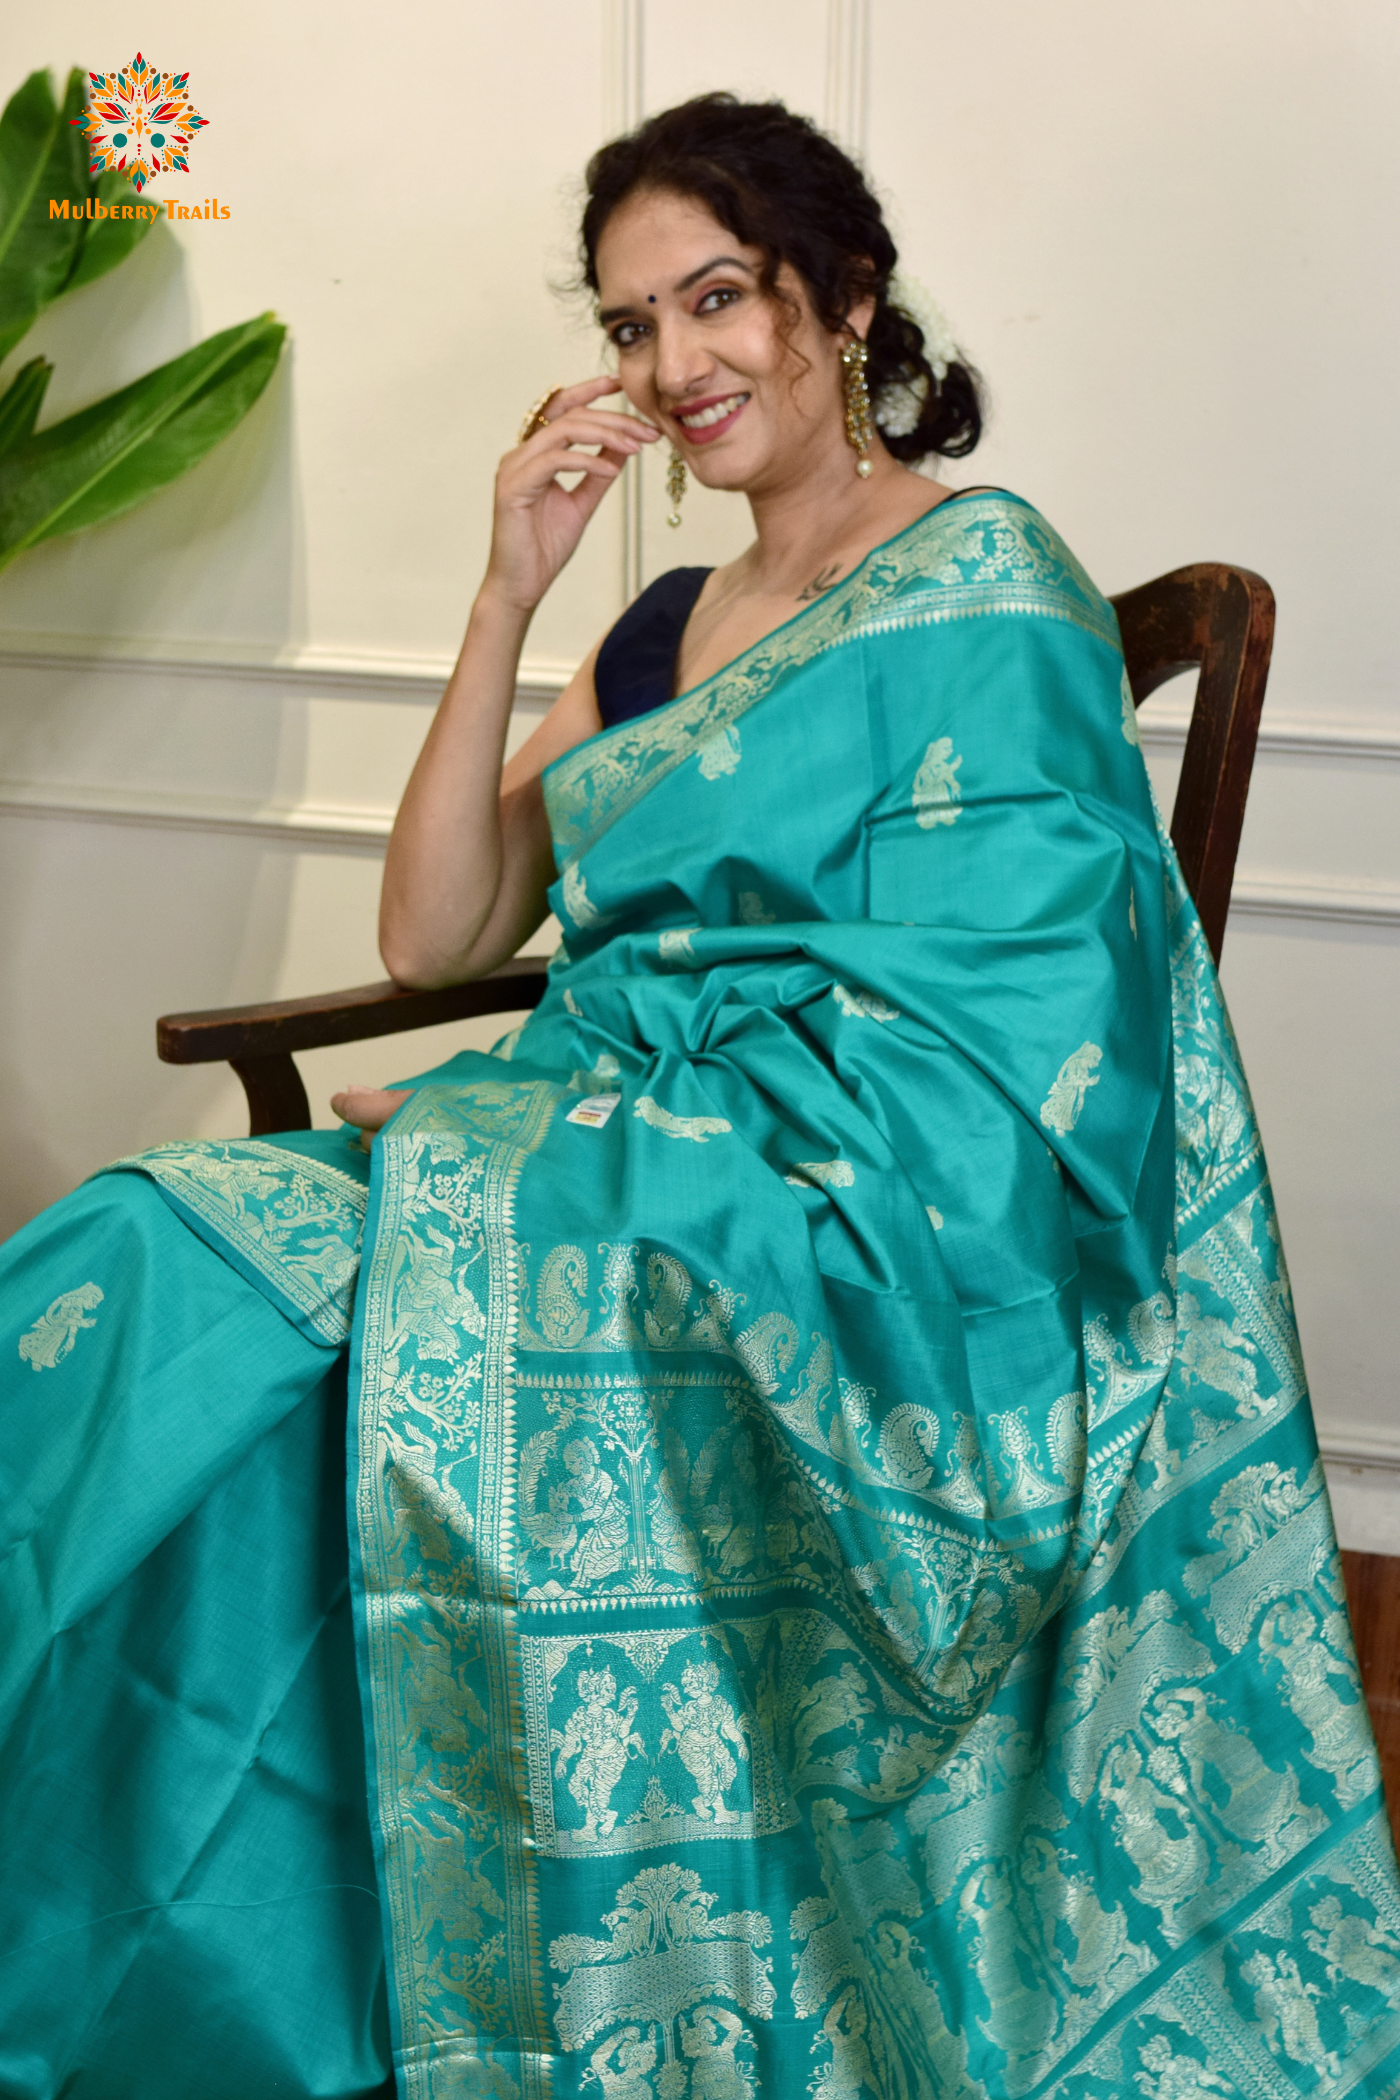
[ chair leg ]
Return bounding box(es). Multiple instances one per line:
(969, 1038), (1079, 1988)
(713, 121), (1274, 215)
(230, 1052), (312, 1135)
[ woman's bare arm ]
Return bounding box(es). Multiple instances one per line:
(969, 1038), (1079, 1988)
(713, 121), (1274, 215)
(378, 377), (659, 989)
(332, 657), (606, 1145)
(378, 614), (602, 987)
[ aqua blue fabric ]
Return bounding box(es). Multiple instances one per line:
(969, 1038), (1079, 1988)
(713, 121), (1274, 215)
(3, 492), (1398, 2100)
(0, 1168), (390, 2096)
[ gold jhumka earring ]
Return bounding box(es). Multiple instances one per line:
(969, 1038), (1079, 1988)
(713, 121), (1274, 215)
(840, 338), (874, 479)
(666, 447), (687, 527)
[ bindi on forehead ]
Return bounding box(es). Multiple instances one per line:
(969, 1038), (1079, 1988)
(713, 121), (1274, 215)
(648, 295), (656, 303)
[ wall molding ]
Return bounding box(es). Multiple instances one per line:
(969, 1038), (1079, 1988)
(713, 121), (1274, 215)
(0, 780), (396, 854)
(4, 632), (1397, 756)
(825, 0), (871, 160)
(0, 630), (565, 710)
(4, 776), (1400, 934)
(1138, 694), (1400, 765)
(602, 0), (644, 140)
(1229, 874), (1400, 928)
(604, 0), (648, 602)
(1318, 1420), (1400, 1475)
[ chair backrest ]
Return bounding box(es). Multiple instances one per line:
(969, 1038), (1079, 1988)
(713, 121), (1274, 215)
(1110, 562), (1275, 963)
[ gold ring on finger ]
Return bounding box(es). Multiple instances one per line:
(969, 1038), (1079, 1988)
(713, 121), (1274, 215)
(518, 385), (564, 444)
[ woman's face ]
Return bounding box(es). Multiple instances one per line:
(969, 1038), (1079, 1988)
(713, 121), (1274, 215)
(594, 187), (860, 495)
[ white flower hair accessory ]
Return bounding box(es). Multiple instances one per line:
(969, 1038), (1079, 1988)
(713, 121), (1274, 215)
(873, 376), (925, 438)
(874, 274), (960, 436)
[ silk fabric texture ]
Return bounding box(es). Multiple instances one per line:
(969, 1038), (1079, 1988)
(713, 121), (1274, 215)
(3, 493), (1398, 2100)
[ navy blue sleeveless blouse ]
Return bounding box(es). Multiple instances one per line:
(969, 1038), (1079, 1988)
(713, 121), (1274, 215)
(592, 498), (999, 728)
(594, 567), (712, 727)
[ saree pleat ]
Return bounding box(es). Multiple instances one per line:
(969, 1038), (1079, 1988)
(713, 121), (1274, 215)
(2, 494), (1397, 2100)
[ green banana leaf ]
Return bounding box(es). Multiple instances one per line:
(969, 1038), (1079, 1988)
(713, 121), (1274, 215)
(0, 355), (51, 454)
(0, 69), (85, 359)
(0, 312), (286, 571)
(0, 67), (156, 362)
(66, 166), (161, 292)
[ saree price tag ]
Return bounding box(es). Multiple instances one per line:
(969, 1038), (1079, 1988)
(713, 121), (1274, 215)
(565, 1093), (622, 1128)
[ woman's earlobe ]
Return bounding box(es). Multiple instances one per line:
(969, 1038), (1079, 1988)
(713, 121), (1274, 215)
(845, 296), (878, 345)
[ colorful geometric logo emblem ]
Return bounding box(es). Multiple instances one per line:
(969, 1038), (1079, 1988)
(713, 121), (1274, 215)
(73, 53), (207, 194)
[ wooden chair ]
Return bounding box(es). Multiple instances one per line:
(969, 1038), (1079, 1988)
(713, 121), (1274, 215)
(154, 560), (1400, 1844)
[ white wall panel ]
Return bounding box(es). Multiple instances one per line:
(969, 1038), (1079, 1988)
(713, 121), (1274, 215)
(870, 0), (1400, 724)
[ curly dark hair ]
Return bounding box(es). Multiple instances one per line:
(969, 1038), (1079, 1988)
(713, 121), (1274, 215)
(579, 92), (981, 464)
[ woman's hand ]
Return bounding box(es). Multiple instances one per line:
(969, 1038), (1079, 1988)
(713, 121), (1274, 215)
(331, 1085), (412, 1150)
(484, 377), (660, 614)
(378, 379), (649, 993)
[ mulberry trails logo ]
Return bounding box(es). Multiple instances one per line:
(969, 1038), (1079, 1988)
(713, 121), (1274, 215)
(50, 53), (228, 226)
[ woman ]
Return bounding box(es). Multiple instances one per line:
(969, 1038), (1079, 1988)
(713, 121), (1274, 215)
(3, 94), (1396, 2100)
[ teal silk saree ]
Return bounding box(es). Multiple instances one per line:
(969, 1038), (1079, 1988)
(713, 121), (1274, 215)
(4, 493), (1399, 2100)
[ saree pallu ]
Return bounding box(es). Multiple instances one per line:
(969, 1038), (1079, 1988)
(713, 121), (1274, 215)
(3, 494), (1398, 2100)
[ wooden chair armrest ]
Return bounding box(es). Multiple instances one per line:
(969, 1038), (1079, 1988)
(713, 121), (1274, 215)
(158, 955), (549, 1065)
(156, 957), (550, 1134)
